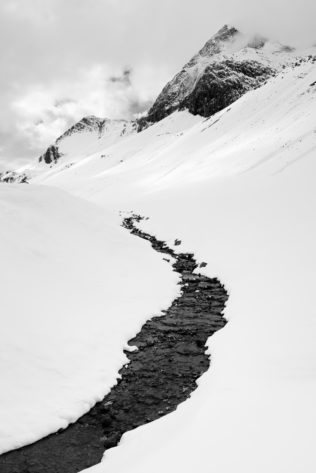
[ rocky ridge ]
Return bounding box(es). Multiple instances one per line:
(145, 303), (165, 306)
(38, 116), (136, 165)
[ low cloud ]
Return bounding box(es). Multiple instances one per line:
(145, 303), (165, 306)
(12, 65), (159, 151)
(1, 64), (169, 168)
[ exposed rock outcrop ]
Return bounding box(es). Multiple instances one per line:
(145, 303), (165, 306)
(181, 59), (273, 117)
(38, 144), (62, 164)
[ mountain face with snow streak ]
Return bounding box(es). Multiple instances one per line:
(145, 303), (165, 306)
(38, 116), (137, 165)
(141, 25), (297, 125)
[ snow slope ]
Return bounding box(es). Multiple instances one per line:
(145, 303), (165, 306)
(31, 60), (316, 472)
(0, 184), (177, 454)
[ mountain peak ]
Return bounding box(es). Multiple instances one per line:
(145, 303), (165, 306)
(142, 24), (298, 125)
(213, 24), (239, 40)
(195, 24), (241, 60)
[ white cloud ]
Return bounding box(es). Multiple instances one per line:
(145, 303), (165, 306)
(1, 0), (56, 24)
(10, 64), (170, 156)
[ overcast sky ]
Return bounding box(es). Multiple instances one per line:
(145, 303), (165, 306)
(0, 0), (315, 169)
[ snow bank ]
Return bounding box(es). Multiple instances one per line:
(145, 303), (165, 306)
(0, 185), (178, 453)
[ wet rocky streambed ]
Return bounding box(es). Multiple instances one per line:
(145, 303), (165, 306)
(0, 214), (228, 473)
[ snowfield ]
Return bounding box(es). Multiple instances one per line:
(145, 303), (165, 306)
(1, 52), (315, 473)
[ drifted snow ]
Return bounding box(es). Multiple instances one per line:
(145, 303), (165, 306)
(0, 185), (178, 454)
(1, 51), (316, 473)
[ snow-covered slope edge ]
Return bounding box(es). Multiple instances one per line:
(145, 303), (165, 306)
(0, 185), (178, 454)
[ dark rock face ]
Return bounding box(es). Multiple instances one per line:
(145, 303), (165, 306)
(0, 214), (228, 473)
(138, 25), (276, 128)
(139, 59), (273, 126)
(38, 144), (62, 164)
(181, 59), (274, 117)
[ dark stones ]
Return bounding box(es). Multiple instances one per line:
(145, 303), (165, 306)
(38, 145), (62, 164)
(0, 214), (228, 473)
(0, 171), (29, 184)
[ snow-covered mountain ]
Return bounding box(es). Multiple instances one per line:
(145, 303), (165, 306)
(29, 49), (315, 196)
(1, 23), (316, 473)
(12, 23), (313, 181)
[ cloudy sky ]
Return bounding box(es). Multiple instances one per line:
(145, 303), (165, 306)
(0, 0), (315, 169)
